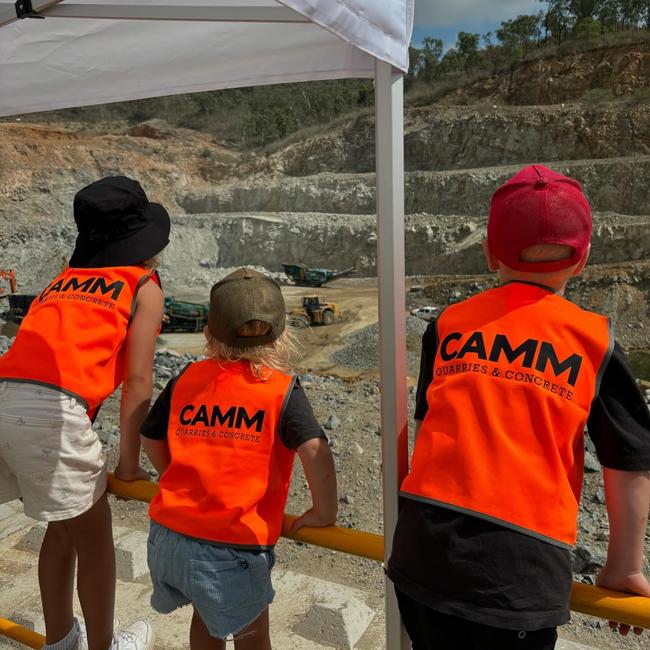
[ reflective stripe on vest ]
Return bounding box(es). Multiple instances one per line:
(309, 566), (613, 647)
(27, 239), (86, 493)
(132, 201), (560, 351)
(400, 282), (613, 547)
(0, 266), (155, 412)
(149, 359), (296, 548)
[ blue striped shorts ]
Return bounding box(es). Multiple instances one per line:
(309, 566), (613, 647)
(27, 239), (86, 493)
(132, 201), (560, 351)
(147, 521), (276, 639)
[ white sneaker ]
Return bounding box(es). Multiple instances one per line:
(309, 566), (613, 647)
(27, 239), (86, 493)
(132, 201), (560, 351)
(110, 621), (154, 650)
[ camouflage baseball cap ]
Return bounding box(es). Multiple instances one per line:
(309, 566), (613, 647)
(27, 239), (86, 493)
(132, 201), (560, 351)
(208, 268), (286, 348)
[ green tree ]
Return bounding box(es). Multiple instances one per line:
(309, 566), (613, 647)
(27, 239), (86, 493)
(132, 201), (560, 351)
(641, 0), (650, 29)
(570, 0), (599, 21)
(420, 36), (444, 80)
(481, 31), (506, 72)
(438, 48), (463, 75)
(457, 31), (480, 55)
(456, 31), (482, 68)
(619, 0), (645, 28)
(596, 0), (621, 31)
(540, 0), (573, 43)
(497, 14), (543, 57)
(574, 16), (603, 38)
(405, 46), (424, 88)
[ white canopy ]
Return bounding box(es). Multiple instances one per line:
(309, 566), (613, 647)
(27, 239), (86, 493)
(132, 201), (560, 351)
(0, 0), (413, 116)
(0, 3), (412, 648)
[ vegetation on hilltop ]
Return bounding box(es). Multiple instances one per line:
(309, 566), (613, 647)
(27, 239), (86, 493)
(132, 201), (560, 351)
(7, 0), (648, 148)
(29, 79), (374, 150)
(406, 0), (650, 89)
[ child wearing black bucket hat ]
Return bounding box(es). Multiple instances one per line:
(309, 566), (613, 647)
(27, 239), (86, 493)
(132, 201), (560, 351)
(140, 268), (338, 650)
(0, 176), (171, 650)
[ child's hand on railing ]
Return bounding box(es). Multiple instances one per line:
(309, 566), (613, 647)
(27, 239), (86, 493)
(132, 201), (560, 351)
(289, 507), (336, 534)
(596, 567), (650, 636)
(114, 463), (150, 483)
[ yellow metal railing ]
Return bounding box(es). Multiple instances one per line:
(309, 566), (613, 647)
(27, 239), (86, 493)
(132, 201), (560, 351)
(105, 474), (384, 561)
(1, 474), (649, 648)
(0, 617), (44, 648)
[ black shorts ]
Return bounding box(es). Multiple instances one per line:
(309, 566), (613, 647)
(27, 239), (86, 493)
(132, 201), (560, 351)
(395, 588), (558, 650)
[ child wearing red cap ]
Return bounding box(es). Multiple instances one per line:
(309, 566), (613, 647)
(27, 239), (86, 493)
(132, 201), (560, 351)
(388, 165), (650, 649)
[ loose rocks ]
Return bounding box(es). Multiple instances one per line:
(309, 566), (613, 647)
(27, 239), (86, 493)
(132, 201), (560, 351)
(330, 315), (428, 375)
(0, 336), (12, 355)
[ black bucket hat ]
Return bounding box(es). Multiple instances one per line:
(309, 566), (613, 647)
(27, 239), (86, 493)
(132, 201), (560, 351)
(69, 176), (171, 268)
(208, 268), (286, 348)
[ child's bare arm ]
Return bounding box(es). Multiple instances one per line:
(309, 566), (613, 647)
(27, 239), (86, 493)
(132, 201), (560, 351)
(115, 279), (164, 482)
(597, 468), (650, 635)
(290, 437), (338, 533)
(140, 436), (171, 476)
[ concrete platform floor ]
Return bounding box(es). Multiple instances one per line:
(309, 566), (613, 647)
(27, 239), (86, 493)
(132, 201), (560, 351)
(0, 500), (599, 649)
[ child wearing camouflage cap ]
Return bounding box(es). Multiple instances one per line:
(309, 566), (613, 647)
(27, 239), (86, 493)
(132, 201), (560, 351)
(140, 268), (338, 650)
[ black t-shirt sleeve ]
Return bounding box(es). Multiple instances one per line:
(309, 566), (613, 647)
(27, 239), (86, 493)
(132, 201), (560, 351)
(587, 342), (650, 471)
(414, 320), (437, 421)
(279, 379), (327, 450)
(140, 376), (176, 440)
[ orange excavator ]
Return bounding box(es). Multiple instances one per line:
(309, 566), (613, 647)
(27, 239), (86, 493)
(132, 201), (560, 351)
(0, 271), (36, 324)
(0, 270), (17, 298)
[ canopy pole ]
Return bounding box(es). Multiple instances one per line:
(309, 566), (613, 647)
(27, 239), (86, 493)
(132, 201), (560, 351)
(375, 59), (410, 650)
(16, 4), (309, 23)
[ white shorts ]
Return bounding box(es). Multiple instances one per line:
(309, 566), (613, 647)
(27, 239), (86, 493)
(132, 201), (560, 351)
(0, 381), (107, 521)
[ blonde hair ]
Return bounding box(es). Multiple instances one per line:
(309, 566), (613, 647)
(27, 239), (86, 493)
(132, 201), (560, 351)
(206, 320), (299, 380)
(141, 256), (161, 270)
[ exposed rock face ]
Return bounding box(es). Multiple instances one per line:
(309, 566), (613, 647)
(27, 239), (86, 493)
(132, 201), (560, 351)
(419, 261), (650, 354)
(402, 105), (650, 172)
(0, 123), (239, 221)
(153, 212), (650, 281)
(4, 211), (648, 293)
(254, 104), (650, 175)
(180, 157), (650, 216)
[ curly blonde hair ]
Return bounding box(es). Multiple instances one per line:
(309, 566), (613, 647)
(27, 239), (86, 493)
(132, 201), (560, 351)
(206, 320), (299, 380)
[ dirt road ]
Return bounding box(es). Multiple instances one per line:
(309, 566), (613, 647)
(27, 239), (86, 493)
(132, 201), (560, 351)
(160, 279), (382, 376)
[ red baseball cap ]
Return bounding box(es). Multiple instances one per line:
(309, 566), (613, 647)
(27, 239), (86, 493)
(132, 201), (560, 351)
(488, 164), (592, 272)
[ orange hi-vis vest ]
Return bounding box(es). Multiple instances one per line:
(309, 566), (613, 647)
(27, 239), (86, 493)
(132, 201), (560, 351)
(401, 282), (613, 548)
(149, 359), (297, 549)
(0, 265), (156, 413)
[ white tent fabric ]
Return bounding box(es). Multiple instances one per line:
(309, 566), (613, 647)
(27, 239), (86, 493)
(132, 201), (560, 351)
(0, 0), (413, 117)
(0, 3), (412, 647)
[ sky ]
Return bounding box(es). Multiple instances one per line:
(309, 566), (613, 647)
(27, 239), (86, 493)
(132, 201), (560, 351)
(413, 0), (543, 48)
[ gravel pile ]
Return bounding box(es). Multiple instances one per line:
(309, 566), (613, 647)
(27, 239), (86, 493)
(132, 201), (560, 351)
(153, 348), (203, 390)
(330, 315), (429, 374)
(0, 339), (201, 392)
(160, 264), (287, 291)
(0, 335), (13, 355)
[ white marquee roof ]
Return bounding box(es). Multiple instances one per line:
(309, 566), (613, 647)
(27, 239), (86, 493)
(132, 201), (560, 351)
(0, 5), (412, 646)
(0, 0), (413, 116)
